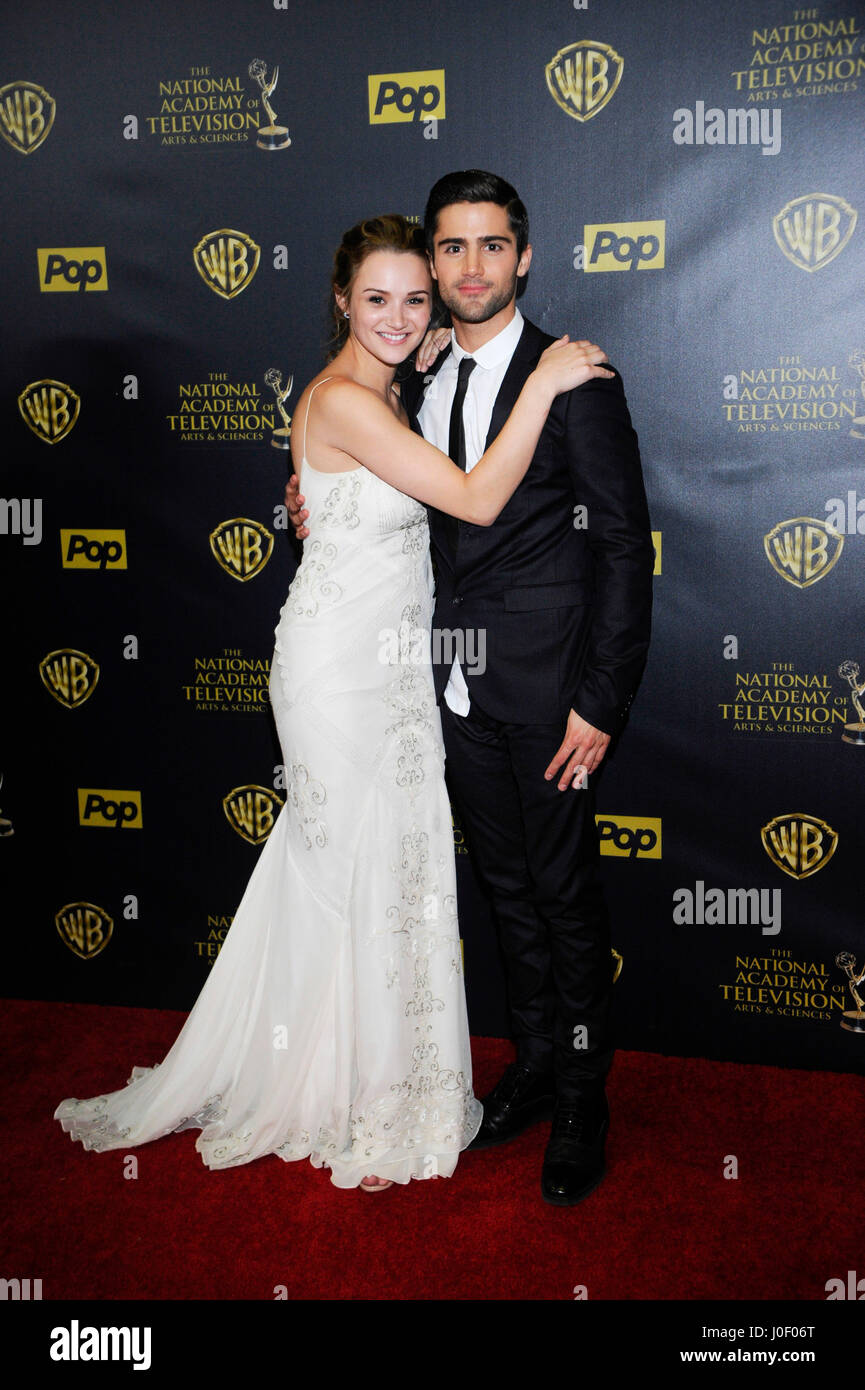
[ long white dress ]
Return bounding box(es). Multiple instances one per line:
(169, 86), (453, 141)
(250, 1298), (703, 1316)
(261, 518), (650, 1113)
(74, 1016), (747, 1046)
(55, 388), (482, 1186)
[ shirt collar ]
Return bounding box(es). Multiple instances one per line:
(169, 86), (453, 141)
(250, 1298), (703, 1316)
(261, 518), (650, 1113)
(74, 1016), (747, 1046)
(449, 307), (524, 372)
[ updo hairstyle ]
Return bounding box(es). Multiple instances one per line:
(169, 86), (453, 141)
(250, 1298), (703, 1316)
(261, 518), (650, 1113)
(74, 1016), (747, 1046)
(329, 214), (428, 357)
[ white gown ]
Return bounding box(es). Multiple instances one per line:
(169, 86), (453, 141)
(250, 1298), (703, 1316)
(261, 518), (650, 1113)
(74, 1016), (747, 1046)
(55, 388), (482, 1186)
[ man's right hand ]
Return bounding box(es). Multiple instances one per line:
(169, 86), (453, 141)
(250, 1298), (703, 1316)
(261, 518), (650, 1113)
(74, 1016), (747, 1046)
(415, 326), (452, 373)
(534, 337), (613, 399)
(285, 475), (309, 541)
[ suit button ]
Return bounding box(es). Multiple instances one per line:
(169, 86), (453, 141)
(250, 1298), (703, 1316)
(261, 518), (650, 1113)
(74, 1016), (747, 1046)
(452, 595), (463, 606)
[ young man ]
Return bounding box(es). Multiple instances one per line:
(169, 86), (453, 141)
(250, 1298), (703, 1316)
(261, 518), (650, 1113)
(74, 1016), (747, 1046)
(288, 171), (653, 1204)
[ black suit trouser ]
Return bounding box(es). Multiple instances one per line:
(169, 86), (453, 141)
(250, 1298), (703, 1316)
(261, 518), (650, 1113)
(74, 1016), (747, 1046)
(440, 699), (613, 1101)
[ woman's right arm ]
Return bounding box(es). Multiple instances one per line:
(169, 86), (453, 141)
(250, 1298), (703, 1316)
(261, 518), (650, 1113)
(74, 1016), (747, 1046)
(316, 338), (613, 526)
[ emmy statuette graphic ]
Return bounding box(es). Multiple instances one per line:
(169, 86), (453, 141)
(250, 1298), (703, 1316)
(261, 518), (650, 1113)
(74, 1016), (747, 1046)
(0, 774), (13, 837)
(850, 350), (865, 440)
(838, 659), (865, 746)
(248, 60), (291, 150)
(264, 368), (293, 450)
(835, 953), (865, 1034)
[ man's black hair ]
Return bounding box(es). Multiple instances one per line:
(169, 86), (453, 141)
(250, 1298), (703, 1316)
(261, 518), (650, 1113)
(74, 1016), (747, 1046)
(424, 169), (529, 259)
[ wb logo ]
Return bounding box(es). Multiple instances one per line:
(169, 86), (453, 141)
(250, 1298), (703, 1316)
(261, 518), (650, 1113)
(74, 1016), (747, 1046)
(18, 379), (80, 444)
(584, 221), (666, 272)
(38, 248), (107, 292)
(761, 813), (838, 881)
(368, 69), (445, 123)
(0, 80), (55, 154)
(61, 529), (127, 570)
(223, 785), (284, 845)
(596, 815), (662, 859)
(194, 229), (260, 299)
(773, 194), (857, 273)
(55, 902), (113, 959)
(39, 649), (100, 709)
(546, 41), (624, 122)
(210, 518), (273, 581)
(78, 790), (143, 830)
(764, 517), (843, 589)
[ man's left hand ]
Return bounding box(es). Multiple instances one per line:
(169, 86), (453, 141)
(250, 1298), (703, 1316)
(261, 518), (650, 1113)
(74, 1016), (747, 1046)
(545, 709), (611, 791)
(285, 475), (309, 541)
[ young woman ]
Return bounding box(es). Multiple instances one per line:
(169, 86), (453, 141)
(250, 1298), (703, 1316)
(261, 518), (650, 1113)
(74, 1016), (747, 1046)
(55, 215), (612, 1191)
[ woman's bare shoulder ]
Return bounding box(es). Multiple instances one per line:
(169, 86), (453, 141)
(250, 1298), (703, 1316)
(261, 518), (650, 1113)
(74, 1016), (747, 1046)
(313, 376), (393, 423)
(298, 370), (351, 401)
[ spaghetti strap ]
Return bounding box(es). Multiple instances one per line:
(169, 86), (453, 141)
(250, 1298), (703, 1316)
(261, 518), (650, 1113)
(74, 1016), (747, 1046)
(302, 376), (335, 462)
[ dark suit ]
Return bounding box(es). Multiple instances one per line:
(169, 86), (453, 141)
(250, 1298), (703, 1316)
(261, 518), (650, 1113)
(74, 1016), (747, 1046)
(401, 317), (653, 1098)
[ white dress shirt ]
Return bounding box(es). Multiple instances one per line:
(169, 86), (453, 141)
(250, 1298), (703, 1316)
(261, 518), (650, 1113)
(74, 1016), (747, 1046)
(417, 308), (525, 716)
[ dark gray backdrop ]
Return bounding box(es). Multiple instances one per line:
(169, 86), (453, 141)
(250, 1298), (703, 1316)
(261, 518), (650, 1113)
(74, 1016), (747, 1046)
(4, 0), (864, 1074)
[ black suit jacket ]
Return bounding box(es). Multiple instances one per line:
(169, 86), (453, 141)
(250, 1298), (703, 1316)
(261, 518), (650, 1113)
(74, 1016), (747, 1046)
(400, 317), (654, 735)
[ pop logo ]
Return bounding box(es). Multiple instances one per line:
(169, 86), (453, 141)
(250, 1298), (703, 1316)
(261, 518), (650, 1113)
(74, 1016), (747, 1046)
(78, 790), (142, 829)
(596, 815), (662, 859)
(61, 529), (127, 570)
(584, 221), (666, 272)
(368, 69), (445, 124)
(38, 248), (107, 292)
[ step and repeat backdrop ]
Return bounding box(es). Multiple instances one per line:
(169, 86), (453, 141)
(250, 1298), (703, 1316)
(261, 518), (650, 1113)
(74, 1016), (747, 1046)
(3, 0), (864, 1074)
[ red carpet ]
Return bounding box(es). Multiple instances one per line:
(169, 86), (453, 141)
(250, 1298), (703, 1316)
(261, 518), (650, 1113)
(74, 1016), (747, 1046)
(2, 998), (862, 1302)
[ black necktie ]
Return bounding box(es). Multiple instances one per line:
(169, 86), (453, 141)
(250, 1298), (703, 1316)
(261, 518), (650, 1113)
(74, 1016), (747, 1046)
(448, 356), (477, 471)
(445, 357), (476, 551)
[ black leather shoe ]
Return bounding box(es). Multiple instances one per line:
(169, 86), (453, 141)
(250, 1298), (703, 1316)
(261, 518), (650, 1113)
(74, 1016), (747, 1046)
(541, 1095), (609, 1205)
(469, 1062), (555, 1150)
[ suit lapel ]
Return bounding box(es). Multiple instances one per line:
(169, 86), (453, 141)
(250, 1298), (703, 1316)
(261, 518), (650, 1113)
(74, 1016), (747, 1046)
(406, 318), (548, 440)
(484, 319), (549, 447)
(402, 346), (453, 554)
(402, 346), (451, 432)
